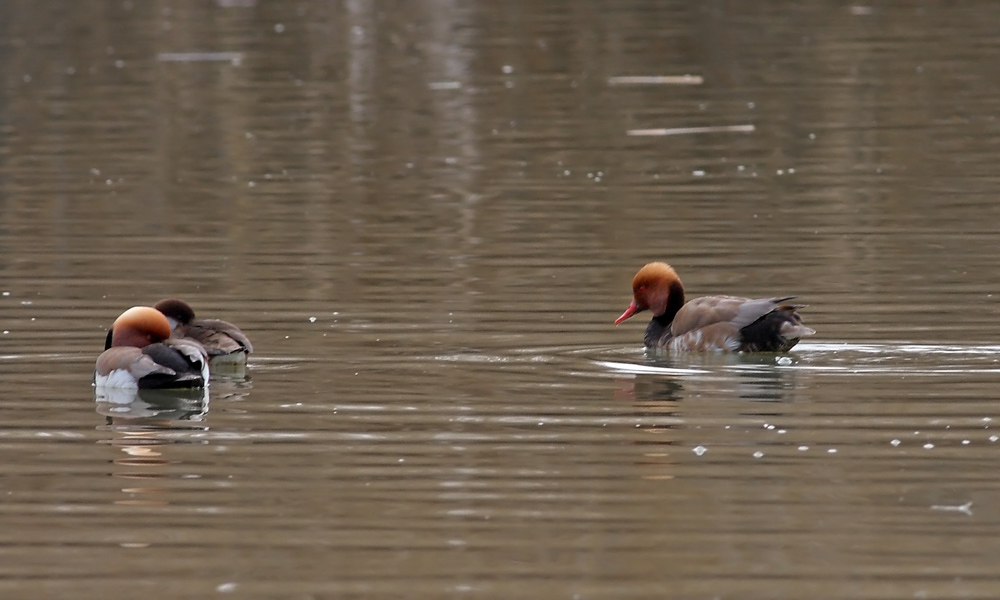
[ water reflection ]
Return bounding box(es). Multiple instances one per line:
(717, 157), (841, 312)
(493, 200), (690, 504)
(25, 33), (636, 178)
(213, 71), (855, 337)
(95, 386), (210, 422)
(95, 387), (209, 507)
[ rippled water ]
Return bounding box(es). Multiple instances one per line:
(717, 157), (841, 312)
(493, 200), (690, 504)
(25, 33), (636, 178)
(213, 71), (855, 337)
(4, 1), (1000, 598)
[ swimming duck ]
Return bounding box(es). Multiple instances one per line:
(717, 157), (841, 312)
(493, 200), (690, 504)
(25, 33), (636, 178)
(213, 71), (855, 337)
(96, 306), (210, 388)
(615, 262), (814, 352)
(153, 298), (253, 366)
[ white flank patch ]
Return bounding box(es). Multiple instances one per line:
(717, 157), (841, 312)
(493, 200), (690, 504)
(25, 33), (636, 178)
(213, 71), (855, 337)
(95, 369), (139, 389)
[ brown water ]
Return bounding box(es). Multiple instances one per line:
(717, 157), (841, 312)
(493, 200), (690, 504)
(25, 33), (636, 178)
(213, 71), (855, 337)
(3, 1), (1000, 598)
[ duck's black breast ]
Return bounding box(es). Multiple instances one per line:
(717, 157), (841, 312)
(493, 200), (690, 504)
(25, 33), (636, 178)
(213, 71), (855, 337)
(644, 315), (674, 348)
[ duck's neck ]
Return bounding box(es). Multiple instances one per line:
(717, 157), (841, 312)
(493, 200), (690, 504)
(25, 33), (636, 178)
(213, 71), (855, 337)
(656, 280), (685, 324)
(645, 281), (685, 347)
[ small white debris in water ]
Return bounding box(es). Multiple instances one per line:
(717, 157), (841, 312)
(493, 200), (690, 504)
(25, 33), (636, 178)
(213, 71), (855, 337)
(752, 451), (764, 458)
(692, 170), (706, 177)
(20, 301), (31, 305)
(962, 440), (970, 445)
(930, 501), (973, 516)
(788, 168), (796, 174)
(1, 291), (8, 296)
(776, 356), (792, 365)
(217, 582), (237, 593)
(502, 65), (514, 74)
(308, 316), (317, 323)
(777, 429), (787, 434)
(429, 81), (462, 90)
(692, 445), (707, 456)
(983, 417), (992, 423)
(990, 435), (999, 442)
(809, 133), (816, 139)
(923, 443), (934, 449)
(737, 165), (745, 171)
(827, 448), (837, 454)
(890, 439), (901, 446)
(747, 101), (755, 109)
(776, 169), (784, 175)
(115, 60), (125, 68)
(274, 23), (285, 33)
(797, 445), (808, 451)
(2, 331), (8, 335)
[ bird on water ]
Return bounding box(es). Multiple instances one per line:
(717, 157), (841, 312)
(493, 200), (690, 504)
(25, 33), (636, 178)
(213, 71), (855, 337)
(615, 262), (814, 352)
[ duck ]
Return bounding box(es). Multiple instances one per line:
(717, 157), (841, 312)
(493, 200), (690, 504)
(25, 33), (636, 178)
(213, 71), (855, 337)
(615, 262), (815, 352)
(152, 298), (253, 366)
(96, 306), (210, 389)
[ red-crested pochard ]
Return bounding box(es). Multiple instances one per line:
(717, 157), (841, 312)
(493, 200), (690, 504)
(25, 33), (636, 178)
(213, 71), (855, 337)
(153, 299), (253, 366)
(616, 262), (815, 352)
(96, 306), (210, 388)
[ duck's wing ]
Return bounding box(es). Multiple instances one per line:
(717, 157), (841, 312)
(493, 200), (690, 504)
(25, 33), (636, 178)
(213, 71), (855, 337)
(672, 296), (802, 335)
(95, 346), (176, 383)
(145, 339), (209, 386)
(180, 320), (253, 355)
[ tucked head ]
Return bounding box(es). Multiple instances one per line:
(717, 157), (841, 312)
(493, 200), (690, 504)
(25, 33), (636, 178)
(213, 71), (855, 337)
(154, 298), (196, 328)
(109, 306), (172, 348)
(615, 262), (685, 324)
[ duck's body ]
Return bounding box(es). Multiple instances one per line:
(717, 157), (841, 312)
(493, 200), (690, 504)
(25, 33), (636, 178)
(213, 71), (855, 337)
(153, 299), (253, 366)
(96, 306), (210, 389)
(616, 262), (814, 352)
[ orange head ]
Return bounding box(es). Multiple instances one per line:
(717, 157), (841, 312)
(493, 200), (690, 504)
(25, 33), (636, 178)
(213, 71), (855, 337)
(615, 262), (686, 324)
(109, 306), (172, 348)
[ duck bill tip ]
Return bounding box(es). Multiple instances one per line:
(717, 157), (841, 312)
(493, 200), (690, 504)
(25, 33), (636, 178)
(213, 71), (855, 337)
(615, 301), (639, 325)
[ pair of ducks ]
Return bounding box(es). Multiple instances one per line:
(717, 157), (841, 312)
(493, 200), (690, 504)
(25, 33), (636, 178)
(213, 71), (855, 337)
(95, 299), (253, 390)
(95, 262), (814, 389)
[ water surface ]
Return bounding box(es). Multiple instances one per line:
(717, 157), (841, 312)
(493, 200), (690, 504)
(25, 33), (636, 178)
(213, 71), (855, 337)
(3, 1), (1000, 598)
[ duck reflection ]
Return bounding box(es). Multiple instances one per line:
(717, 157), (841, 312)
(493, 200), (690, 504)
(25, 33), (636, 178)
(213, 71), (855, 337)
(613, 352), (806, 480)
(629, 351), (799, 404)
(95, 386), (210, 422)
(95, 386), (212, 507)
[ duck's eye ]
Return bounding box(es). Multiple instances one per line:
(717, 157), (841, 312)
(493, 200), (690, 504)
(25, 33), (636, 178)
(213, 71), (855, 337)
(637, 285), (646, 292)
